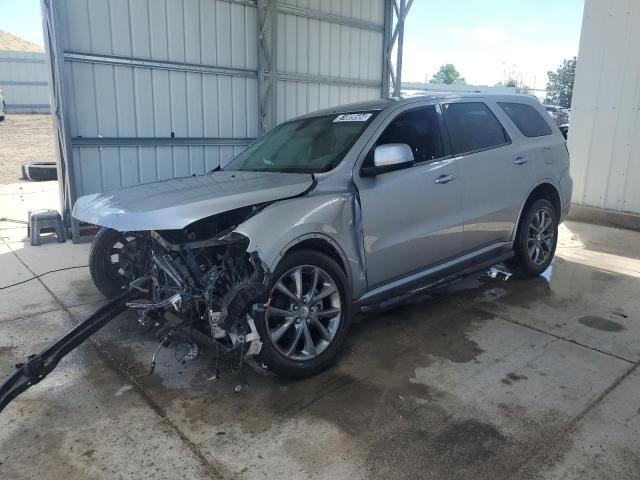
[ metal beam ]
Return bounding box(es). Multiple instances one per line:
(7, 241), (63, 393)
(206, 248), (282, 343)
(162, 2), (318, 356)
(257, 0), (277, 132)
(224, 0), (257, 7)
(277, 72), (381, 89)
(381, 0), (393, 98)
(71, 137), (254, 147)
(393, 0), (406, 98)
(63, 51), (258, 79)
(384, 0), (414, 98)
(0, 57), (46, 63)
(0, 80), (48, 86)
(6, 104), (51, 109)
(276, 4), (384, 32)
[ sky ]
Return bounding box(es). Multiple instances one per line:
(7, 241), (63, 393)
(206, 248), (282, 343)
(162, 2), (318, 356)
(0, 0), (44, 46)
(0, 0), (584, 92)
(402, 0), (585, 91)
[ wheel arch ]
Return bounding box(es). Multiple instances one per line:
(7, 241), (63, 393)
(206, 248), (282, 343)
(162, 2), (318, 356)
(512, 181), (562, 241)
(275, 233), (352, 287)
(233, 192), (367, 299)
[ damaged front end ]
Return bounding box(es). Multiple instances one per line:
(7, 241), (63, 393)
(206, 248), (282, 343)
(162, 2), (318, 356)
(128, 220), (271, 359)
(0, 210), (272, 413)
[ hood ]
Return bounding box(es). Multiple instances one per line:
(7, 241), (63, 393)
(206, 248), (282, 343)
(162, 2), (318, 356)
(72, 171), (314, 231)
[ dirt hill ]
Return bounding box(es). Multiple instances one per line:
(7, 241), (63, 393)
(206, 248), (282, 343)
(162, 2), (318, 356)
(0, 30), (44, 53)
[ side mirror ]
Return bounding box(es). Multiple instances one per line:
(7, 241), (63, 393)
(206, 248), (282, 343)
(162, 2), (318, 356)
(361, 143), (414, 177)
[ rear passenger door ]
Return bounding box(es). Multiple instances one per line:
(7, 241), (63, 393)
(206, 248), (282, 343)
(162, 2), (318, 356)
(441, 100), (535, 249)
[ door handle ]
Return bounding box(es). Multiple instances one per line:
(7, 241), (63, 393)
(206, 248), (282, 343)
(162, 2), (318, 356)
(513, 156), (529, 165)
(435, 174), (456, 184)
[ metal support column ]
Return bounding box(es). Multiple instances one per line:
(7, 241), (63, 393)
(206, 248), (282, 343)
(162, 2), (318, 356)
(257, 0), (277, 133)
(41, 0), (78, 241)
(381, 0), (393, 98)
(383, 0), (414, 98)
(393, 0), (406, 98)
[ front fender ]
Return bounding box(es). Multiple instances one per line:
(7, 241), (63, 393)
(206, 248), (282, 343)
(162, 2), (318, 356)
(233, 192), (367, 299)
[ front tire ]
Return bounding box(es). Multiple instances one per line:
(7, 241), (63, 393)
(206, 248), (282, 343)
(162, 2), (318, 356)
(89, 228), (146, 298)
(255, 249), (352, 378)
(512, 199), (558, 277)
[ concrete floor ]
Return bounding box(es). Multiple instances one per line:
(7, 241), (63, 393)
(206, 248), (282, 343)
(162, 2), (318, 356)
(1, 182), (639, 479)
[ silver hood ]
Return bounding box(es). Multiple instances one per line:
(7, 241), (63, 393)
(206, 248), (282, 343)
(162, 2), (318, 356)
(72, 171), (314, 231)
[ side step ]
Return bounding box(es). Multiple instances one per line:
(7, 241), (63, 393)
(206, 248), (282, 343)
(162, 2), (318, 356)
(0, 289), (139, 413)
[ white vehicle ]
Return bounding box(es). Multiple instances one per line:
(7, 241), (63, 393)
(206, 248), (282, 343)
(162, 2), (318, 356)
(0, 90), (5, 121)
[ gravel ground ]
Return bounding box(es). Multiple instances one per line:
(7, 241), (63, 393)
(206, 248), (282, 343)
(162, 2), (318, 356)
(0, 114), (56, 185)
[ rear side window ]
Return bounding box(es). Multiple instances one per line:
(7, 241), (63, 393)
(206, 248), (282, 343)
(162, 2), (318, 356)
(498, 102), (553, 137)
(442, 102), (509, 155)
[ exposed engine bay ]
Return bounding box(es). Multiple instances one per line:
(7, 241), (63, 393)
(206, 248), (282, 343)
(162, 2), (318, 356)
(121, 207), (272, 368)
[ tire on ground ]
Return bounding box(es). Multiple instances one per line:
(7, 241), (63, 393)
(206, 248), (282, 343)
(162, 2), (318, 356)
(22, 162), (58, 181)
(512, 198), (558, 277)
(254, 248), (352, 379)
(89, 227), (131, 298)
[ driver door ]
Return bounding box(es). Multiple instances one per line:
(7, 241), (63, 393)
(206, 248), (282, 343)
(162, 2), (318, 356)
(354, 104), (466, 288)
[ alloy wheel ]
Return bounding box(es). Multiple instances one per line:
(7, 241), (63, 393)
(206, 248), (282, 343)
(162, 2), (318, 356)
(266, 265), (342, 361)
(527, 207), (555, 266)
(107, 234), (145, 285)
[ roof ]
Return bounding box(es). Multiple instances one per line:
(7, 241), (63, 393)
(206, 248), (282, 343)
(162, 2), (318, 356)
(300, 98), (396, 118)
(298, 92), (542, 120)
(0, 30), (44, 53)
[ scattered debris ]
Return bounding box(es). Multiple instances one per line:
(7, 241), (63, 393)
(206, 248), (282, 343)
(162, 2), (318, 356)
(114, 385), (133, 397)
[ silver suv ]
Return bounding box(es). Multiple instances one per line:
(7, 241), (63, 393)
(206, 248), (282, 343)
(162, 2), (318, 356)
(74, 94), (572, 378)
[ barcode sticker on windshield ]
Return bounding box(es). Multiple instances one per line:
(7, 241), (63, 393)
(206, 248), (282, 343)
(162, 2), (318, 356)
(333, 113), (372, 122)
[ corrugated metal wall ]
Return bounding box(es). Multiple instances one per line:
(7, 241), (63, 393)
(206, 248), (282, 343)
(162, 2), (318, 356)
(57, 0), (259, 195)
(275, 0), (384, 123)
(44, 0), (387, 238)
(0, 51), (50, 113)
(569, 0), (640, 215)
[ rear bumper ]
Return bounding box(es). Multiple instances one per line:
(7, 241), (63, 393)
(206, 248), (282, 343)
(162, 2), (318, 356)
(559, 167), (573, 221)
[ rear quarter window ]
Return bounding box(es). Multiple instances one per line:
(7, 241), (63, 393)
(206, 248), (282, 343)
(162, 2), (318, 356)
(499, 102), (553, 137)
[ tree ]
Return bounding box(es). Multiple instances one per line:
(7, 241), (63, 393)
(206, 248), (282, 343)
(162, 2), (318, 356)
(430, 64), (466, 85)
(518, 84), (533, 95)
(545, 57), (576, 108)
(504, 77), (518, 88)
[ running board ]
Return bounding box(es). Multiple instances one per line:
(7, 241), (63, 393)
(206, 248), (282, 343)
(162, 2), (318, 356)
(358, 251), (514, 314)
(0, 289), (139, 413)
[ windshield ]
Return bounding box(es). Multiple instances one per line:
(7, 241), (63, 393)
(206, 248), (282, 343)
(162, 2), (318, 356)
(223, 112), (377, 173)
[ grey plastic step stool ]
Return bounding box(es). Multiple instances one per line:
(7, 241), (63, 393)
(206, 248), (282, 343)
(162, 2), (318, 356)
(28, 210), (66, 246)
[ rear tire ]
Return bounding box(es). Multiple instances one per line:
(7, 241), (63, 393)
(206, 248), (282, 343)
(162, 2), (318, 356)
(512, 198), (558, 277)
(255, 249), (352, 378)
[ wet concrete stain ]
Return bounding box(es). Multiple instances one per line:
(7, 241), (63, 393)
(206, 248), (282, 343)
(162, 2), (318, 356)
(0, 345), (14, 355)
(64, 278), (102, 304)
(591, 270), (619, 282)
(501, 372), (529, 385)
(433, 264), (554, 311)
(578, 315), (626, 332)
(433, 419), (507, 464)
(355, 297), (486, 365)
